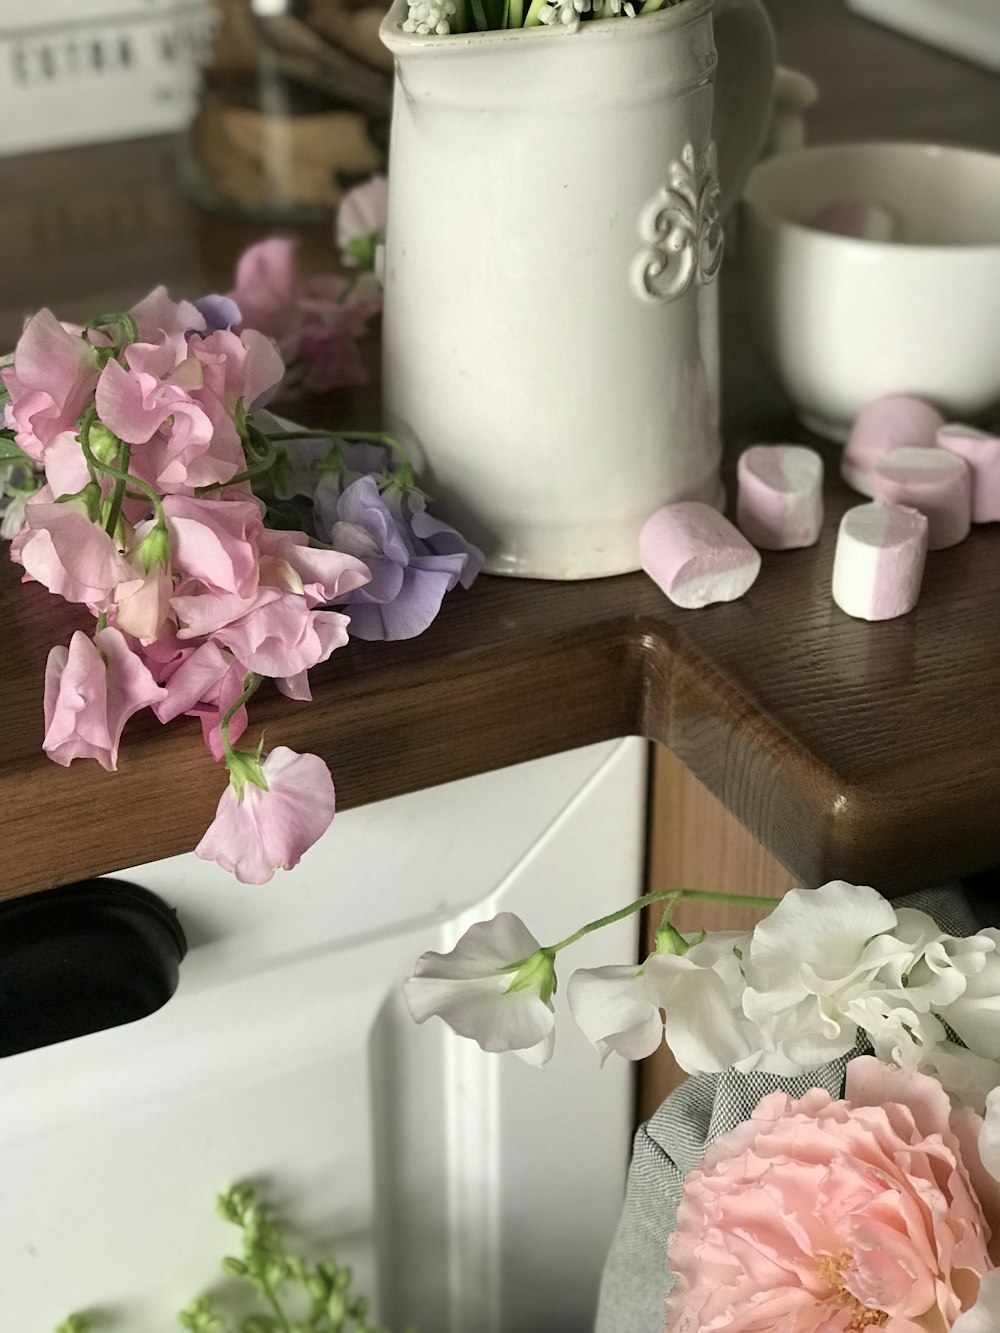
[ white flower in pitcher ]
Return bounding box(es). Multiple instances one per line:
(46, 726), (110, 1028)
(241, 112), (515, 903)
(567, 963), (664, 1064)
(740, 881), (919, 1071)
(402, 0), (456, 34)
(645, 931), (765, 1075)
(538, 0), (581, 26)
(404, 912), (557, 1066)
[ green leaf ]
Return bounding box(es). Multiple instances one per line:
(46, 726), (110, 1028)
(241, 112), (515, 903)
(0, 435), (32, 467)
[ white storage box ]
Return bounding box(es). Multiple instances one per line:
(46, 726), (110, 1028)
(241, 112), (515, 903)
(0, 738), (647, 1332)
(845, 0), (1000, 73)
(0, 0), (214, 156)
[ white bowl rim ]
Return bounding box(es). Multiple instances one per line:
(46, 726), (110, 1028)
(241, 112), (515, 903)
(741, 140), (1000, 253)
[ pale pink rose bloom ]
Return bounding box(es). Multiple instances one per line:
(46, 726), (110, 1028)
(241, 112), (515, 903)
(43, 627), (167, 771)
(666, 1057), (1000, 1333)
(1, 308), (100, 459)
(162, 494), (265, 597)
(195, 746), (335, 884)
(16, 497), (134, 606)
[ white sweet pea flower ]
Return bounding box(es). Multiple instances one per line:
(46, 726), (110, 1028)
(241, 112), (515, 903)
(847, 993), (946, 1070)
(645, 932), (767, 1075)
(888, 908), (995, 1010)
(954, 1271), (1000, 1333)
(918, 1040), (1000, 1113)
(404, 912), (557, 1066)
(935, 928), (1000, 1059)
(567, 963), (664, 1064)
(741, 882), (919, 1071)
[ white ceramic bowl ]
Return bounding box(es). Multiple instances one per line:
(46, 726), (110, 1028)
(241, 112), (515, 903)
(740, 142), (1000, 440)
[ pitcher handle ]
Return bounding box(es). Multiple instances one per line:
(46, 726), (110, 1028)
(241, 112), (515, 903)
(711, 0), (778, 216)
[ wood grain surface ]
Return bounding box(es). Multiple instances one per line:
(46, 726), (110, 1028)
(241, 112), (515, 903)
(0, 1), (998, 901)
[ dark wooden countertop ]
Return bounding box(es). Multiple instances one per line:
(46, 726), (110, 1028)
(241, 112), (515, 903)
(1, 0), (998, 901)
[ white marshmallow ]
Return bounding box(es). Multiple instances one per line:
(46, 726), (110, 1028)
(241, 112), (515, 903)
(640, 502), (761, 609)
(841, 396), (943, 496)
(871, 446), (971, 550)
(936, 423), (1000, 523)
(737, 445), (824, 549)
(832, 503), (928, 621)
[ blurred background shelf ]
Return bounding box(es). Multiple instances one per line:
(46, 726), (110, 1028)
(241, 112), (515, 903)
(845, 0), (1000, 73)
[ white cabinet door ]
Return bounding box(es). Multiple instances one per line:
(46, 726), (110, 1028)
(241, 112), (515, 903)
(0, 738), (647, 1333)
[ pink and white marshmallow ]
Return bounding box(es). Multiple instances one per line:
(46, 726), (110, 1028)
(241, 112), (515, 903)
(841, 396), (944, 497)
(871, 447), (971, 550)
(811, 200), (896, 243)
(640, 502), (761, 609)
(936, 423), (1000, 523)
(832, 503), (928, 622)
(737, 445), (824, 549)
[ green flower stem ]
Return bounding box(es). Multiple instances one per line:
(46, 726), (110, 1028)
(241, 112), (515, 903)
(79, 408), (165, 529)
(523, 0), (547, 25)
(103, 441), (131, 538)
(507, 0), (523, 24)
(547, 887), (781, 956)
(220, 672), (264, 768)
(259, 1280), (293, 1333)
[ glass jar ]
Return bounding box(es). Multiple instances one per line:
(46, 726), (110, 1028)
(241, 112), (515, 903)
(182, 0), (392, 221)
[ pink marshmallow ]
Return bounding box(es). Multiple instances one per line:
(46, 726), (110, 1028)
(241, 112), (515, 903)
(871, 446), (971, 550)
(936, 423), (1000, 523)
(841, 396), (944, 497)
(737, 445), (824, 550)
(832, 502), (928, 622)
(640, 502), (761, 609)
(810, 199), (896, 242)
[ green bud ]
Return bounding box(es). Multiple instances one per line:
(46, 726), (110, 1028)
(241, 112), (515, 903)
(306, 1274), (329, 1301)
(326, 1291), (346, 1325)
(221, 1256), (248, 1277)
(506, 948), (557, 1004)
(345, 234), (377, 269)
(87, 422), (120, 465)
(226, 748), (270, 803)
(334, 1265), (352, 1291)
(132, 521), (171, 573)
(654, 922), (692, 956)
(57, 480), (103, 524)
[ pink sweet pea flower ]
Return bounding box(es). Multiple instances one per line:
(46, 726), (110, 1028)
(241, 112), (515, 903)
(1, 308), (101, 459)
(257, 527), (370, 605)
(214, 597), (352, 678)
(229, 238), (299, 339)
(16, 496), (135, 606)
(114, 565), (174, 644)
(149, 639), (248, 760)
(666, 1056), (1000, 1332)
(163, 494), (264, 597)
(43, 627), (167, 771)
(195, 746), (335, 884)
(129, 285), (206, 344)
(187, 328), (284, 413)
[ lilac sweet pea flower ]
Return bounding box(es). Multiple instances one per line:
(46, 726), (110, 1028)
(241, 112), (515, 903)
(314, 471), (483, 640)
(193, 294), (243, 334)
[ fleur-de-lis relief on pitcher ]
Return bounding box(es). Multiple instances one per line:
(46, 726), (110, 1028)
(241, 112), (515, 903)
(631, 142), (725, 304)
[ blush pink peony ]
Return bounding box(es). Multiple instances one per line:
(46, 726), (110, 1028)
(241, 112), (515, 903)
(666, 1057), (1000, 1332)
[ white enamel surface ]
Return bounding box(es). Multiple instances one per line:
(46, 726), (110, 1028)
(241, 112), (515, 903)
(379, 0), (775, 578)
(741, 143), (1000, 439)
(0, 738), (647, 1333)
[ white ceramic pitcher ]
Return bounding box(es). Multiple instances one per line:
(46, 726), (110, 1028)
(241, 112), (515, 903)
(379, 0), (776, 579)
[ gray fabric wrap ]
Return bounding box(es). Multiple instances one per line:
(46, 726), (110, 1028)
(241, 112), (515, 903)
(594, 884), (987, 1333)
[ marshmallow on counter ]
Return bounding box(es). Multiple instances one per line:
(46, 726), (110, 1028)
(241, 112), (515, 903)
(832, 502), (928, 622)
(640, 502), (761, 609)
(841, 396), (944, 497)
(871, 447), (971, 550)
(737, 445), (824, 550)
(811, 199), (897, 243)
(936, 423), (1000, 523)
